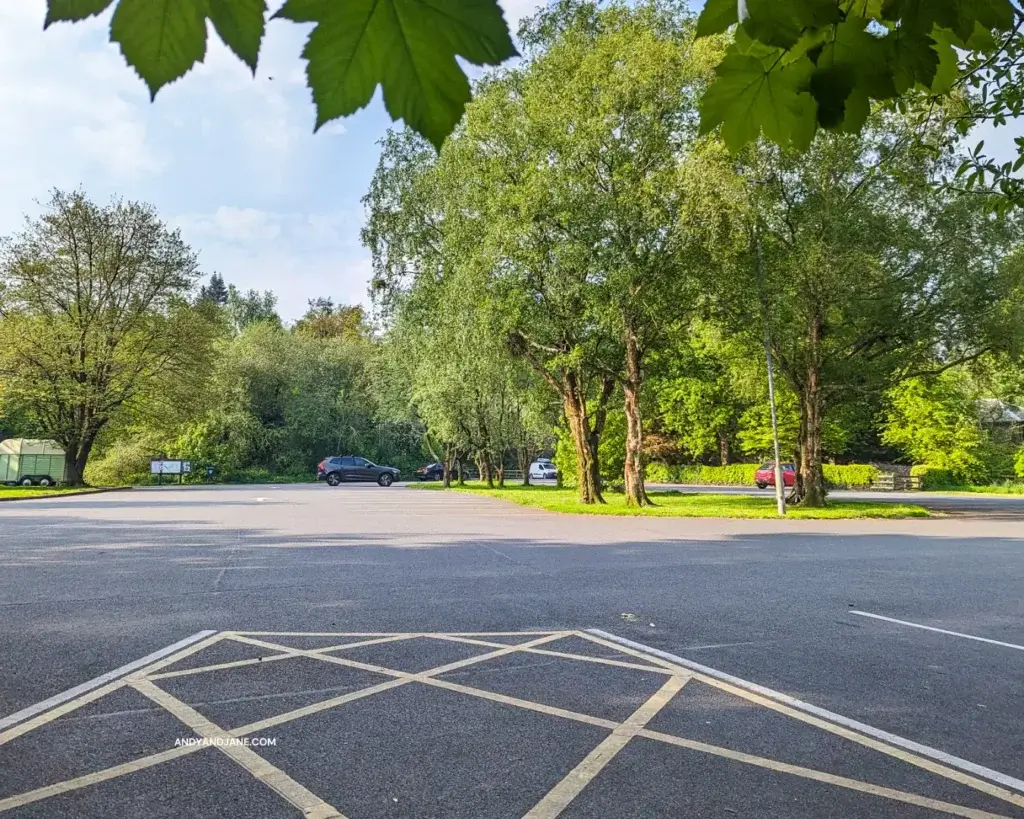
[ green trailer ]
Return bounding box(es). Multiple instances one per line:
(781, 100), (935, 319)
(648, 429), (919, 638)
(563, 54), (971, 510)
(0, 439), (67, 486)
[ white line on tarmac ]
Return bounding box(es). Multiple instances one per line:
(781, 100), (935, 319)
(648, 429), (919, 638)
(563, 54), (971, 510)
(850, 611), (1024, 652)
(0, 629), (216, 731)
(587, 628), (1024, 795)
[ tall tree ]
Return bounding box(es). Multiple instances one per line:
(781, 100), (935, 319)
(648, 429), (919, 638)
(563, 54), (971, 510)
(713, 117), (1022, 505)
(198, 272), (229, 306)
(0, 190), (211, 484)
(498, 2), (721, 506)
(226, 285), (281, 333)
(293, 299), (371, 340)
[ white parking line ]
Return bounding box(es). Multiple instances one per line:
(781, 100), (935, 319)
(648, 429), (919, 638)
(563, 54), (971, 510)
(850, 611), (1024, 652)
(587, 628), (1024, 795)
(0, 630), (216, 731)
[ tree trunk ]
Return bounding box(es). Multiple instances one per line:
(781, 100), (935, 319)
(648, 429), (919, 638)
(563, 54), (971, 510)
(443, 443), (455, 488)
(496, 462), (505, 488)
(456, 457), (465, 485)
(63, 443), (83, 486)
(563, 390), (603, 504)
(589, 377), (616, 499)
(719, 432), (730, 466)
(796, 317), (827, 507)
(518, 445), (532, 486)
(799, 382), (827, 507)
(622, 330), (650, 508)
(478, 456), (494, 489)
(63, 434), (96, 486)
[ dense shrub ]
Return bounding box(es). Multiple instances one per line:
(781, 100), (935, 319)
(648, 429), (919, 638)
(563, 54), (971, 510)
(645, 463), (759, 485)
(215, 468), (312, 484)
(910, 465), (959, 489)
(693, 464), (761, 485)
(823, 464), (881, 489)
(645, 462), (880, 489)
(644, 462), (675, 483)
(84, 438), (159, 486)
(1016, 448), (1024, 480)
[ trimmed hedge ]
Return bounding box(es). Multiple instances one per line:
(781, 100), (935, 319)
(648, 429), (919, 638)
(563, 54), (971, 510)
(909, 464), (958, 490)
(644, 462), (675, 483)
(824, 464), (881, 490)
(645, 462), (881, 489)
(645, 464), (759, 486)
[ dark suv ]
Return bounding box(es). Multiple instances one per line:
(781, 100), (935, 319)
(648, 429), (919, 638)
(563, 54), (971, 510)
(317, 456), (400, 487)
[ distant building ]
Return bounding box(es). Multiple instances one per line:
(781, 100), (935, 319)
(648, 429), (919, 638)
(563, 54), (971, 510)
(978, 399), (1024, 443)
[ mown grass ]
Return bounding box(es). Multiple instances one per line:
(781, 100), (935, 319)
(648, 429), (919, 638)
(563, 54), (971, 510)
(411, 482), (931, 519)
(0, 486), (107, 500)
(937, 483), (1024, 495)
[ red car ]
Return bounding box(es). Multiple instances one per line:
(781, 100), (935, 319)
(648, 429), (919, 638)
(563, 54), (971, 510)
(754, 463), (796, 489)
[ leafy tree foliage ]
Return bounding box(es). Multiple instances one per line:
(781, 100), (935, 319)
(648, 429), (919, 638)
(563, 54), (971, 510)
(44, 0), (1024, 211)
(226, 284), (281, 333)
(694, 1), (1024, 201)
(882, 373), (989, 483)
(0, 191), (217, 484)
(706, 115), (1022, 504)
(198, 272), (229, 306)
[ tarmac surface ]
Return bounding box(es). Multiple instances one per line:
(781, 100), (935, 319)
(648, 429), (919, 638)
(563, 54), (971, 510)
(0, 483), (1022, 818)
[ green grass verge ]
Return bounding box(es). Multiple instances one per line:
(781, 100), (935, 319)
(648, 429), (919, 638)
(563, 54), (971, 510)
(0, 486), (108, 500)
(410, 483), (931, 519)
(934, 484), (1024, 495)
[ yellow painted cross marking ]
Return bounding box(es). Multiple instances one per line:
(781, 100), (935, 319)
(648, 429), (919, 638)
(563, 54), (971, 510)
(576, 630), (1024, 810)
(147, 634), (413, 681)
(522, 676), (689, 819)
(132, 679), (344, 819)
(0, 629), (1018, 819)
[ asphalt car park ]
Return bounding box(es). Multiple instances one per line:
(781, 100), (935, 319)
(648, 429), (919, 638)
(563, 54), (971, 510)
(0, 485), (1021, 817)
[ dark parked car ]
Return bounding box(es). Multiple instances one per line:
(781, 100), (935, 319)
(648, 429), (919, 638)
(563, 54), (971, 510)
(317, 456), (400, 487)
(754, 462), (796, 489)
(415, 462), (445, 481)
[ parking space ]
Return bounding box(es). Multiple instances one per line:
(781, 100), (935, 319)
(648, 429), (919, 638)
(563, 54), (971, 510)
(2, 629), (1022, 818)
(1, 485), (1023, 817)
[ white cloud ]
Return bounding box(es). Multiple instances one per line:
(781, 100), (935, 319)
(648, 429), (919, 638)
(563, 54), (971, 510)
(0, 4), (162, 215)
(172, 206), (369, 317)
(318, 121), (348, 136)
(0, 0), (542, 323)
(500, 0), (545, 28)
(71, 120), (163, 179)
(214, 207), (282, 241)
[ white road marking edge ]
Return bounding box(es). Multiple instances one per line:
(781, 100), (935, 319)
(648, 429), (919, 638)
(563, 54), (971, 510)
(587, 628), (1024, 795)
(0, 629), (217, 731)
(850, 611), (1024, 652)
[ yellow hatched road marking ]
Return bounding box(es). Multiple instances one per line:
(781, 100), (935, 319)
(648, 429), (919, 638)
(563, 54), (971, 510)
(132, 679), (344, 819)
(125, 632), (228, 680)
(522, 676), (689, 819)
(0, 629), (1016, 819)
(576, 630), (1024, 809)
(0, 680), (127, 748)
(0, 632), (569, 813)
(0, 746), (202, 813)
(229, 635), (1016, 817)
(231, 630), (572, 638)
(641, 729), (1012, 819)
(428, 634), (670, 674)
(147, 635), (414, 681)
(0, 632), (226, 748)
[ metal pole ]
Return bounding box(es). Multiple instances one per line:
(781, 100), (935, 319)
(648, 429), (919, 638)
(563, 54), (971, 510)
(755, 225), (786, 516)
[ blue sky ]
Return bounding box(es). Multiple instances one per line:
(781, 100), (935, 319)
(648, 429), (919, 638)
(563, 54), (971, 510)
(1, 1), (1018, 321)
